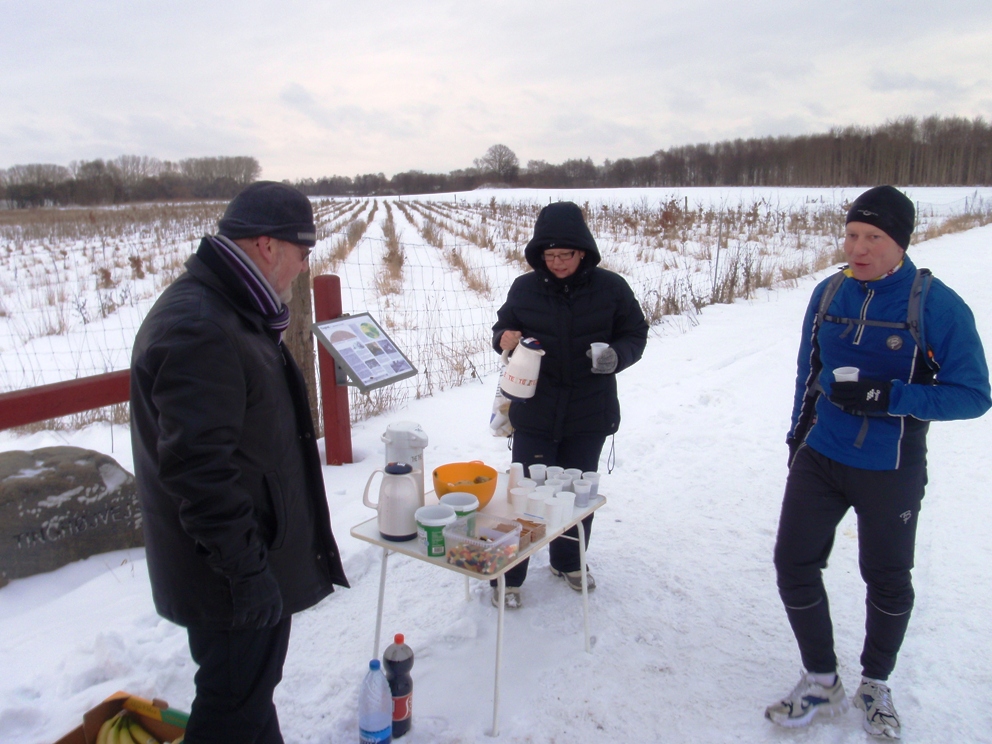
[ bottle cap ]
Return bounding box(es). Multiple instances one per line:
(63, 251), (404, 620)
(394, 633), (404, 644)
(369, 659), (381, 670)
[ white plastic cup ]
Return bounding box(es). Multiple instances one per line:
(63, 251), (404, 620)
(546, 466), (565, 481)
(545, 478), (566, 494)
(581, 471), (601, 498)
(509, 487), (530, 514)
(590, 342), (609, 364)
(833, 366), (860, 382)
(525, 493), (546, 518)
(563, 468), (583, 481)
(528, 463), (548, 485)
(544, 495), (565, 527)
(508, 462), (525, 491)
(556, 491), (576, 515)
(572, 479), (592, 508)
(516, 478), (537, 492)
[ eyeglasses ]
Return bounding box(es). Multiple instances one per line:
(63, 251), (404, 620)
(295, 244), (312, 261)
(543, 250), (577, 264)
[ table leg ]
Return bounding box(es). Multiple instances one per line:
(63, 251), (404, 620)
(373, 547), (389, 659)
(491, 574), (505, 736)
(577, 518), (590, 653)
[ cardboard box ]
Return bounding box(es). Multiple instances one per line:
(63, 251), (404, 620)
(54, 691), (187, 744)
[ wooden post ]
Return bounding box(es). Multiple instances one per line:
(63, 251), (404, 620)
(312, 275), (353, 465)
(284, 272), (321, 437)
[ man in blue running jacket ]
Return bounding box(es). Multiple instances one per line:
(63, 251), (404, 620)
(765, 186), (991, 739)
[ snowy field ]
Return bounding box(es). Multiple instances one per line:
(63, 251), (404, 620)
(1, 200), (991, 743)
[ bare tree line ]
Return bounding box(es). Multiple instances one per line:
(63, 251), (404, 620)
(294, 116), (992, 195)
(1, 156), (261, 207)
(3, 116), (990, 209)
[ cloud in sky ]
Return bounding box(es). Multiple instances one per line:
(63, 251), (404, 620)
(2, 0), (991, 180)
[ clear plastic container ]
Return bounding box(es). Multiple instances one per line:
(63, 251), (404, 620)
(443, 514), (521, 574)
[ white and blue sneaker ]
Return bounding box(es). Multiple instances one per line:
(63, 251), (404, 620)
(765, 670), (849, 727)
(853, 678), (901, 739)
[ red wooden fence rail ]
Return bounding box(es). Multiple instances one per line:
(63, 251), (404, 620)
(0, 276), (353, 466)
(0, 370), (130, 430)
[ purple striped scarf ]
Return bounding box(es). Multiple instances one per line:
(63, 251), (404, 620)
(208, 235), (292, 338)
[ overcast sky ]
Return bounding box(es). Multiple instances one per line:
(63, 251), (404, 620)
(2, 1), (991, 181)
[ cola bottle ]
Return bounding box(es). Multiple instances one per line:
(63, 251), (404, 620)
(382, 633), (414, 738)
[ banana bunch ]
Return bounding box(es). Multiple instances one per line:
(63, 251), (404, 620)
(95, 711), (184, 744)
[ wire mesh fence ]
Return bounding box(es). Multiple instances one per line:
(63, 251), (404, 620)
(2, 188), (990, 426)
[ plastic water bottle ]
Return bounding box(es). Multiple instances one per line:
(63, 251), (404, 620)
(359, 659), (392, 743)
(382, 633), (414, 738)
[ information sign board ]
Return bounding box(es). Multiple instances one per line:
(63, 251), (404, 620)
(312, 313), (417, 393)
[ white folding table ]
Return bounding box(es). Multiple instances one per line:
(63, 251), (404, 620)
(350, 485), (606, 736)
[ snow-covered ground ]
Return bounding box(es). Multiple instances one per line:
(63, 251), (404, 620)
(1, 222), (991, 743)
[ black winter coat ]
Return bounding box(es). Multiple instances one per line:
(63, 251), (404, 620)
(130, 247), (348, 628)
(493, 206), (648, 441)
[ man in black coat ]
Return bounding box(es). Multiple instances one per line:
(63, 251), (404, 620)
(492, 201), (648, 608)
(130, 182), (349, 744)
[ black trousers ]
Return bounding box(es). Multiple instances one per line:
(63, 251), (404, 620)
(184, 617), (292, 744)
(774, 446), (926, 680)
(494, 430), (605, 588)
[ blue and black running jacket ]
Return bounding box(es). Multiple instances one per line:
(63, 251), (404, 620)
(790, 256), (991, 470)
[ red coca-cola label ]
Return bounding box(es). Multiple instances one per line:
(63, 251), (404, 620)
(392, 693), (412, 721)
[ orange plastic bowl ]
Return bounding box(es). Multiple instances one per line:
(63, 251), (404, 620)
(432, 461), (499, 509)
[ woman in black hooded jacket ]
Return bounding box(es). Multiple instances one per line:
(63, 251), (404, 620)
(491, 201), (648, 608)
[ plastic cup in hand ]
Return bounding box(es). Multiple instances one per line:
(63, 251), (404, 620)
(546, 466), (564, 481)
(528, 463), (547, 485)
(833, 366), (860, 382)
(581, 471), (601, 498)
(572, 479), (592, 507)
(590, 342), (609, 365)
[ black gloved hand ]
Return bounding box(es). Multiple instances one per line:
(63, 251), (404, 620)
(829, 379), (891, 416)
(231, 569), (283, 629)
(786, 436), (799, 468)
(586, 346), (618, 374)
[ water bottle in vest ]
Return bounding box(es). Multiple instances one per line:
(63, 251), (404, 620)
(359, 659), (392, 743)
(382, 633), (414, 738)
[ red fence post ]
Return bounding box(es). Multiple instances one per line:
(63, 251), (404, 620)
(312, 275), (353, 465)
(0, 370), (131, 431)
